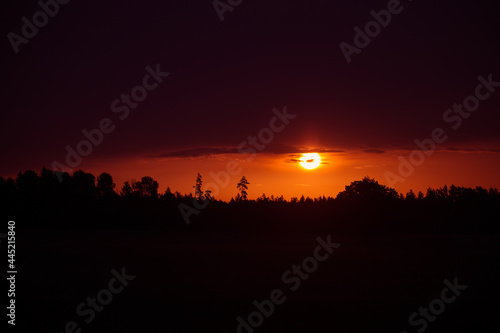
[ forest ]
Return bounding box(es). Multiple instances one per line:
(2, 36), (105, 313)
(2, 167), (498, 234)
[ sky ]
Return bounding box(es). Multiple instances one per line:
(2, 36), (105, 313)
(1, 0), (500, 200)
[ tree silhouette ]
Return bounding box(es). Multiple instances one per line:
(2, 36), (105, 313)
(132, 176), (159, 198)
(71, 170), (96, 198)
(121, 181), (133, 197)
(16, 170), (38, 199)
(336, 177), (398, 202)
(39, 167), (57, 197)
(405, 189), (416, 200)
(257, 193), (269, 202)
(237, 176), (250, 201)
(204, 189), (213, 201)
(0, 176), (16, 204)
(96, 172), (116, 198)
(417, 191), (424, 200)
(194, 173), (203, 201)
(163, 187), (175, 201)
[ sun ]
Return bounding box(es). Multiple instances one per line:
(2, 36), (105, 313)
(299, 153), (321, 170)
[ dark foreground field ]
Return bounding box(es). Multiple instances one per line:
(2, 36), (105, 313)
(17, 230), (500, 332)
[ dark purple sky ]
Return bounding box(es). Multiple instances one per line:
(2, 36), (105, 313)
(1, 0), (500, 178)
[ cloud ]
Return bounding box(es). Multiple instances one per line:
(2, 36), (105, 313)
(442, 147), (500, 153)
(156, 144), (346, 159)
(355, 164), (384, 169)
(386, 146), (500, 154)
(260, 144), (345, 155)
(155, 147), (239, 158)
(295, 184), (311, 187)
(156, 144), (499, 161)
(363, 149), (386, 154)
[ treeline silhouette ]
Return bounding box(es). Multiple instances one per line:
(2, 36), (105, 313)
(1, 168), (499, 234)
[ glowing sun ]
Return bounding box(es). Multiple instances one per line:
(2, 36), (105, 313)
(299, 153), (321, 170)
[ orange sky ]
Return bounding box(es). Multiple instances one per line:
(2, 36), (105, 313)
(75, 148), (500, 201)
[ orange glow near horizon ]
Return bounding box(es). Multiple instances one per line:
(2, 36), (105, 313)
(40, 149), (500, 201)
